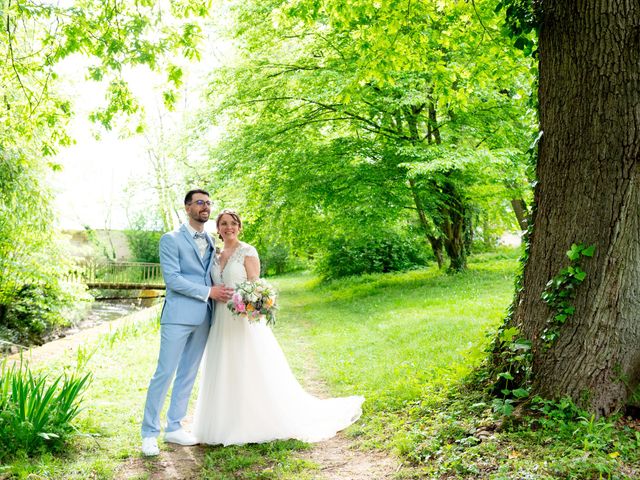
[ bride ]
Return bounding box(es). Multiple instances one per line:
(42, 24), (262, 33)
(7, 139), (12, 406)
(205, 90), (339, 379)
(193, 209), (364, 445)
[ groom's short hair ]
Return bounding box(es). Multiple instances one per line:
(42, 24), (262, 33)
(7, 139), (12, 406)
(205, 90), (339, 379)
(184, 189), (210, 204)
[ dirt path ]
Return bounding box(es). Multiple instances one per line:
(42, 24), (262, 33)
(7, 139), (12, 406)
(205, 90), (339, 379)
(292, 334), (403, 480)
(10, 308), (406, 480)
(117, 444), (206, 479)
(299, 437), (401, 480)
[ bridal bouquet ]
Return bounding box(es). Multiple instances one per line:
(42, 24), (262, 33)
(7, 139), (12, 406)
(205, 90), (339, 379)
(227, 278), (278, 326)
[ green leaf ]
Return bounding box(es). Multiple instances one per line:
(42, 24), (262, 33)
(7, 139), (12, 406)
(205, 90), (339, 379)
(512, 388), (529, 398)
(567, 243), (581, 261)
(513, 36), (527, 50)
(512, 340), (532, 351)
(500, 326), (520, 343)
(581, 244), (596, 257)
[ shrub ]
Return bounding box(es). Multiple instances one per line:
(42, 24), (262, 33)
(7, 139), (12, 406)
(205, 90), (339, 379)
(124, 229), (163, 263)
(0, 359), (91, 461)
(315, 235), (430, 279)
(0, 157), (90, 349)
(0, 279), (90, 349)
(259, 244), (307, 277)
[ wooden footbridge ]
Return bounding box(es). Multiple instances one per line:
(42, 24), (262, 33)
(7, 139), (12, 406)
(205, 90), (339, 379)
(70, 261), (165, 290)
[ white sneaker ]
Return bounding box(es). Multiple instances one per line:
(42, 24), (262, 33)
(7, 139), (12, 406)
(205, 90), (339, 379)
(163, 428), (198, 446)
(141, 436), (160, 456)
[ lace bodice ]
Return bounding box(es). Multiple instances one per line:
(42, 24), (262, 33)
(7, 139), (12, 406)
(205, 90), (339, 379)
(212, 242), (259, 287)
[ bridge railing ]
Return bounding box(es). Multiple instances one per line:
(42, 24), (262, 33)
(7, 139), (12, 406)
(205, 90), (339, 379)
(69, 261), (164, 288)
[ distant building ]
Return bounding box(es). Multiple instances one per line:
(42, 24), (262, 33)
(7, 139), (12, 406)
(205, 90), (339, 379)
(61, 229), (133, 261)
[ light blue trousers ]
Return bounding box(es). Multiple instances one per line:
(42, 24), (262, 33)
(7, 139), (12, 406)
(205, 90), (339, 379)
(141, 320), (210, 438)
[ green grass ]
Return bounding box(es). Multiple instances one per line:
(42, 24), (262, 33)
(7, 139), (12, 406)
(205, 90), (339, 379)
(10, 247), (636, 479)
(0, 250), (520, 478)
(1, 315), (163, 479)
(201, 441), (317, 480)
(272, 250), (517, 451)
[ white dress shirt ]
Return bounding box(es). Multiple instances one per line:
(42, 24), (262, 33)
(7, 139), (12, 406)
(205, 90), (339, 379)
(185, 223), (209, 258)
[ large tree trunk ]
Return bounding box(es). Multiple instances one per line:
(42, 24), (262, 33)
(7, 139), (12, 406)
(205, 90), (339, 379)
(440, 180), (467, 272)
(427, 235), (445, 269)
(408, 103), (467, 271)
(512, 2), (640, 415)
(407, 178), (445, 268)
(405, 107), (447, 269)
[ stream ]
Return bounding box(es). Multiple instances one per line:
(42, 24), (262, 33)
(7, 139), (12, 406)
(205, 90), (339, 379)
(61, 297), (163, 337)
(1, 296), (164, 355)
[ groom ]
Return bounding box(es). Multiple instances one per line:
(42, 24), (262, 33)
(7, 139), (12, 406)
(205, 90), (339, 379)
(141, 189), (234, 456)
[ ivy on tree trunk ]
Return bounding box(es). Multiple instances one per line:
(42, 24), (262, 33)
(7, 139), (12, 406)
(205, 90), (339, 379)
(509, 0), (640, 416)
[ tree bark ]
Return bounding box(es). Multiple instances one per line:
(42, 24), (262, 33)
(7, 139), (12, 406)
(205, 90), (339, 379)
(440, 180), (467, 272)
(407, 103), (466, 270)
(408, 178), (444, 268)
(427, 235), (444, 269)
(510, 198), (529, 230)
(512, 1), (640, 415)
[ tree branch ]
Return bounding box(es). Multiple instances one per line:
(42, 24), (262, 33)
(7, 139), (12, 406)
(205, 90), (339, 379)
(6, 4), (34, 113)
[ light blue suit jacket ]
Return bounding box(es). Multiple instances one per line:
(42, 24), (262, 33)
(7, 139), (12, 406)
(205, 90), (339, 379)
(159, 224), (216, 325)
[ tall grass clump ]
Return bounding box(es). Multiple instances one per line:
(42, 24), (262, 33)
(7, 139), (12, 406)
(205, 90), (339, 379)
(0, 358), (91, 460)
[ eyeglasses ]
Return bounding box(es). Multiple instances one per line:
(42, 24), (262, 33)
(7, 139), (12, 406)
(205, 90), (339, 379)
(188, 200), (213, 207)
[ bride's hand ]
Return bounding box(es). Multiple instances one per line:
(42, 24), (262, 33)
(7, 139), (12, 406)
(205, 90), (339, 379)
(209, 285), (234, 302)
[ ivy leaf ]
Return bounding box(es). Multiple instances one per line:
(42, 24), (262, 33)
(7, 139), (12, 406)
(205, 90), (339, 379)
(581, 244), (596, 257)
(500, 326), (520, 343)
(492, 399), (515, 416)
(512, 388), (529, 398)
(512, 339), (532, 351)
(554, 313), (567, 323)
(567, 243), (581, 261)
(513, 36), (530, 51)
(574, 269), (587, 281)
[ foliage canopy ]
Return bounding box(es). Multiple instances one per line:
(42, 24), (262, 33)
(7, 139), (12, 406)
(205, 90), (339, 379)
(185, 0), (536, 275)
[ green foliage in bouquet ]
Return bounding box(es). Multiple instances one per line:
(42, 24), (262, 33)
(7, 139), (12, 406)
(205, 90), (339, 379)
(0, 359), (91, 461)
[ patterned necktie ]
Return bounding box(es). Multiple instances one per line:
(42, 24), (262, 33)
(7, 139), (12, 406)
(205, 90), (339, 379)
(194, 232), (207, 240)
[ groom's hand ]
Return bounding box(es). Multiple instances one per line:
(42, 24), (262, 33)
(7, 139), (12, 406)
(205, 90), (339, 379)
(210, 285), (234, 302)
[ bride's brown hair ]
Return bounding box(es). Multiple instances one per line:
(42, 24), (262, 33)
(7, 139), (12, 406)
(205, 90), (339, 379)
(215, 209), (242, 240)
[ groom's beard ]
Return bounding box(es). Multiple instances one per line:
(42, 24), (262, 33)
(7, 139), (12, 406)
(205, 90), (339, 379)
(192, 211), (210, 223)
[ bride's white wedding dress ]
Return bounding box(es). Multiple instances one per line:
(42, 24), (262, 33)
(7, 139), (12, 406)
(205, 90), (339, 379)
(193, 242), (364, 445)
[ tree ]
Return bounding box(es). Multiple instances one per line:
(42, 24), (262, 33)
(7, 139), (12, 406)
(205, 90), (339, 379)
(505, 1), (640, 415)
(192, 0), (535, 271)
(0, 0), (209, 343)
